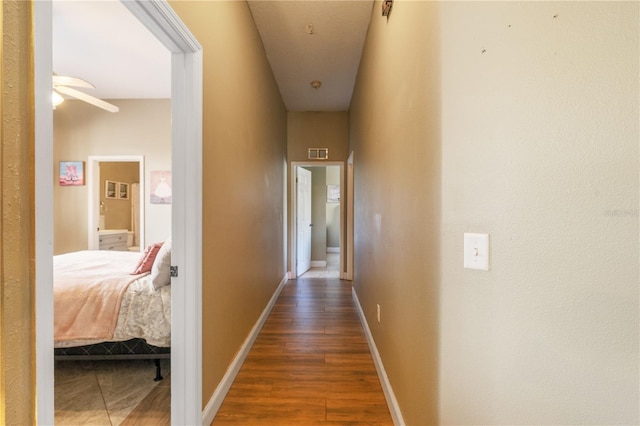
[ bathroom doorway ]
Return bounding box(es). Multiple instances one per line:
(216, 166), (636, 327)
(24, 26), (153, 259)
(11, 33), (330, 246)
(290, 162), (344, 279)
(87, 155), (145, 251)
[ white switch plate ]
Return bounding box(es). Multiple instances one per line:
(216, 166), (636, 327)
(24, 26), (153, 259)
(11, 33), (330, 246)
(464, 233), (490, 271)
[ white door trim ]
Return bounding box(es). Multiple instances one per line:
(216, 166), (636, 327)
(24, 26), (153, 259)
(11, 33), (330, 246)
(347, 151), (354, 281)
(121, 3), (203, 425)
(35, 1), (203, 425)
(290, 162), (345, 279)
(87, 155), (145, 250)
(34, 1), (55, 422)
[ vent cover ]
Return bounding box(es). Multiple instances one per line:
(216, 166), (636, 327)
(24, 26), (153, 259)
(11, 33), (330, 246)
(308, 148), (329, 160)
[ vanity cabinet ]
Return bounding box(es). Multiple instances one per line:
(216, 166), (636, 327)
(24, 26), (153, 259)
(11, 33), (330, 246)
(98, 230), (128, 251)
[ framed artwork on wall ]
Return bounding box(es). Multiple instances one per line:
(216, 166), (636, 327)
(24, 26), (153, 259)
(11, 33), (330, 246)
(150, 171), (172, 204)
(105, 180), (117, 199)
(327, 185), (340, 203)
(118, 182), (130, 200)
(59, 161), (85, 186)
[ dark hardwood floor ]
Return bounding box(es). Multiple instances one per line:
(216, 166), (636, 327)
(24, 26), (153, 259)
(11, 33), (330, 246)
(212, 278), (393, 425)
(122, 277), (393, 425)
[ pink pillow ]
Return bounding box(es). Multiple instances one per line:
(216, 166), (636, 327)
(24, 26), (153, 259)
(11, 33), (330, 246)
(131, 243), (163, 275)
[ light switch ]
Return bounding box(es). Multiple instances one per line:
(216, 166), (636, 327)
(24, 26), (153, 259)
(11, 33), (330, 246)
(464, 233), (490, 271)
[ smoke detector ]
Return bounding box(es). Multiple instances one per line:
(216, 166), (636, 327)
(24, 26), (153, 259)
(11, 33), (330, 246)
(310, 80), (322, 89)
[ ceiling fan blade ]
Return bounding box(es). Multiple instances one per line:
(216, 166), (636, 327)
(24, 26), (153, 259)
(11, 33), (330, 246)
(52, 75), (95, 89)
(55, 85), (119, 113)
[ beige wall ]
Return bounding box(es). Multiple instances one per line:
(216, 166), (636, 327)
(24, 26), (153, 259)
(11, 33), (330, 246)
(326, 166), (340, 248)
(439, 2), (638, 424)
(170, 1), (287, 409)
(351, 1), (639, 425)
(287, 112), (349, 163)
(287, 112), (349, 272)
(99, 162), (139, 231)
(350, 2), (441, 424)
(53, 100), (171, 254)
(310, 167), (327, 261)
(0, 1), (36, 423)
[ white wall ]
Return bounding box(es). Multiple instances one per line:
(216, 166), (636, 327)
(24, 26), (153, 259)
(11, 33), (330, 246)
(440, 2), (639, 424)
(53, 99), (171, 254)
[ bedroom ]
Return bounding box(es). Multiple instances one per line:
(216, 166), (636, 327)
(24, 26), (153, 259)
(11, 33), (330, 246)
(53, 48), (173, 424)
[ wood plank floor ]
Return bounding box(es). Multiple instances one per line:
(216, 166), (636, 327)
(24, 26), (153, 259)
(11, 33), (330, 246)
(212, 278), (393, 425)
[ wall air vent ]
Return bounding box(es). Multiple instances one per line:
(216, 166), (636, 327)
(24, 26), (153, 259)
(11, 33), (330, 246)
(308, 148), (329, 160)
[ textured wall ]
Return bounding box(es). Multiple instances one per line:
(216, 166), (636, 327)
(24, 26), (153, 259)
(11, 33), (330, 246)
(439, 2), (639, 424)
(326, 166), (340, 248)
(53, 100), (171, 254)
(0, 0), (36, 423)
(350, 2), (441, 424)
(287, 112), (349, 273)
(287, 112), (349, 163)
(310, 167), (327, 261)
(351, 1), (638, 424)
(170, 0), (287, 409)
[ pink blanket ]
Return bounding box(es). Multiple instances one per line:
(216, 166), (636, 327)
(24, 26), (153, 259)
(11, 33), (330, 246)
(54, 250), (146, 342)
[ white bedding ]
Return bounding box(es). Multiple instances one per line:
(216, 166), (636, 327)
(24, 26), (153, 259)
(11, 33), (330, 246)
(54, 251), (171, 348)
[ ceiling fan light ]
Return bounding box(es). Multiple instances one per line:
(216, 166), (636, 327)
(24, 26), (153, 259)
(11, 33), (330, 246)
(52, 90), (64, 108)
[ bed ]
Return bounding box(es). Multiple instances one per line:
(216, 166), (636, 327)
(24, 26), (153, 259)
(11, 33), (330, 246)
(53, 244), (171, 381)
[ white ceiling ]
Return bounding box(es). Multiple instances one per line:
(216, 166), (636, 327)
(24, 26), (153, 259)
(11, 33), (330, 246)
(53, 0), (171, 100)
(53, 0), (374, 112)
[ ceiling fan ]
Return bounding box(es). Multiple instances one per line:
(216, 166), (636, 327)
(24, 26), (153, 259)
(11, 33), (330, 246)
(52, 75), (119, 113)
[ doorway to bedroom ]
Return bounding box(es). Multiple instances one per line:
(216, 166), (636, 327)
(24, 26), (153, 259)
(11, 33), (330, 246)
(43, 0), (201, 424)
(53, 110), (172, 423)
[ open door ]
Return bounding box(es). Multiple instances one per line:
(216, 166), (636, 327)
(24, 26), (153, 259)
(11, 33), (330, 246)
(296, 167), (312, 276)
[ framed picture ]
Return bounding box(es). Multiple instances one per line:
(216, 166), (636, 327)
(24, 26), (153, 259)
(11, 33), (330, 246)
(105, 180), (117, 199)
(327, 185), (340, 203)
(59, 161), (84, 186)
(118, 182), (129, 200)
(150, 171), (172, 204)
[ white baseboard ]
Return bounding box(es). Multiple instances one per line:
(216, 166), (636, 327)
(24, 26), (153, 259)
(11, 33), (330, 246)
(327, 247), (340, 253)
(352, 288), (405, 426)
(310, 260), (327, 268)
(202, 274), (288, 425)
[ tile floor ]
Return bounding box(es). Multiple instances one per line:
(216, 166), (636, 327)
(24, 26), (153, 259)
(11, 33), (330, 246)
(55, 359), (169, 425)
(299, 252), (340, 279)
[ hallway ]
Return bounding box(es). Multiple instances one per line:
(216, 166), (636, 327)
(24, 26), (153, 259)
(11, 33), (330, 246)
(212, 278), (393, 425)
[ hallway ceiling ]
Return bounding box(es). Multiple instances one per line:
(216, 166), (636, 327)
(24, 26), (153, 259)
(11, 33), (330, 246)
(248, 1), (374, 111)
(53, 0), (374, 111)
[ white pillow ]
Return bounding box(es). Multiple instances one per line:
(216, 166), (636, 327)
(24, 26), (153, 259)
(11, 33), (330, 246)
(151, 237), (172, 290)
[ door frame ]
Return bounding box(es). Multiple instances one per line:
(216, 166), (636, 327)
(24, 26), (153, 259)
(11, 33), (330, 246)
(34, 1), (203, 424)
(346, 151), (354, 281)
(290, 161), (345, 279)
(87, 155), (145, 250)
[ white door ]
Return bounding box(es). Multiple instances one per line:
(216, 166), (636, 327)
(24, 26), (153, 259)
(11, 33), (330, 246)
(296, 167), (312, 276)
